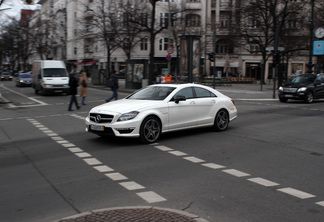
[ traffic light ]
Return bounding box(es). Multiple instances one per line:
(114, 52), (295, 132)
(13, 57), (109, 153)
(208, 53), (215, 61)
(23, 0), (34, 5)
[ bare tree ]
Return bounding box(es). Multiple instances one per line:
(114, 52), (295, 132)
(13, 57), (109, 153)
(236, 0), (307, 86)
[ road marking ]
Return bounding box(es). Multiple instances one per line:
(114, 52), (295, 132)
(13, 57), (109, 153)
(248, 177), (279, 187)
(202, 163), (226, 169)
(105, 172), (128, 181)
(223, 169), (250, 177)
(316, 201), (324, 207)
(68, 147), (83, 153)
(75, 152), (92, 158)
(27, 118), (167, 204)
(155, 145), (173, 151)
(93, 165), (114, 173)
(136, 191), (167, 203)
(119, 181), (145, 191)
(277, 187), (315, 199)
(183, 156), (205, 163)
(83, 158), (102, 165)
(169, 151), (187, 156)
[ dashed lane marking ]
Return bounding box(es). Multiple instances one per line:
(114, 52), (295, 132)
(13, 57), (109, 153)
(222, 169), (251, 177)
(26, 117), (167, 204)
(248, 177), (280, 187)
(277, 187), (316, 199)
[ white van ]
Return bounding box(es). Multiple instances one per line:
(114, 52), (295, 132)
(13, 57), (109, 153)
(32, 60), (69, 95)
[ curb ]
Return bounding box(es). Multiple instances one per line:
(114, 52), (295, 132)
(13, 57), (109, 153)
(54, 206), (209, 222)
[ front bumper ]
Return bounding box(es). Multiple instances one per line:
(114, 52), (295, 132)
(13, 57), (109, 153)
(85, 116), (141, 138)
(278, 91), (307, 100)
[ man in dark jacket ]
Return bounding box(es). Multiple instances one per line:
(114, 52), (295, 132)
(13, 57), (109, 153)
(68, 73), (80, 111)
(105, 71), (119, 102)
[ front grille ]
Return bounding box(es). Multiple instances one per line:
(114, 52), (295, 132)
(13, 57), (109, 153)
(90, 113), (114, 123)
(53, 85), (64, 87)
(283, 88), (297, 93)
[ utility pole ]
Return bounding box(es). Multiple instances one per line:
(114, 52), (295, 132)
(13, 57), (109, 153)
(307, 0), (315, 73)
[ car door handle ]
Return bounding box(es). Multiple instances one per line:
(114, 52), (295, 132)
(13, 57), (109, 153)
(211, 100), (216, 104)
(190, 101), (195, 105)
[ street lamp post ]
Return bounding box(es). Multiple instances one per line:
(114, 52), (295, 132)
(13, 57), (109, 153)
(307, 0), (315, 73)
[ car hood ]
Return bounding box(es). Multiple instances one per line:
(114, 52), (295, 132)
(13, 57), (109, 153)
(90, 99), (163, 114)
(282, 82), (310, 88)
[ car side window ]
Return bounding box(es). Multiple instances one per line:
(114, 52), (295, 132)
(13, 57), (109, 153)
(194, 87), (217, 98)
(173, 87), (194, 100)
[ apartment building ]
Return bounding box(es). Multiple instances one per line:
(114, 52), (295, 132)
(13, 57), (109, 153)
(31, 0), (318, 87)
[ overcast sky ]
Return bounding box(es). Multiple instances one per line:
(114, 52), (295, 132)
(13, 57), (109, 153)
(0, 0), (39, 26)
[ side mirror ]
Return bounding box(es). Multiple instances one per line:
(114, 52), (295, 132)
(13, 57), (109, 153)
(174, 95), (186, 104)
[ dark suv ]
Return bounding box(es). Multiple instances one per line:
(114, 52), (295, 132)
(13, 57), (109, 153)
(278, 73), (324, 103)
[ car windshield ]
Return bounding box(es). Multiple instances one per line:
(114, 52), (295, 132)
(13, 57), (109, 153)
(20, 74), (31, 78)
(127, 86), (176, 100)
(2, 72), (9, 76)
(291, 75), (316, 84)
(43, 68), (67, 77)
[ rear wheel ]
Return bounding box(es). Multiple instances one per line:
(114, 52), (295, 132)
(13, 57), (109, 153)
(304, 91), (313, 103)
(213, 109), (229, 131)
(140, 116), (161, 144)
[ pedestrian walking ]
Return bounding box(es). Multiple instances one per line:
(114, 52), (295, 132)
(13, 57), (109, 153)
(105, 71), (119, 102)
(68, 72), (80, 111)
(79, 71), (88, 105)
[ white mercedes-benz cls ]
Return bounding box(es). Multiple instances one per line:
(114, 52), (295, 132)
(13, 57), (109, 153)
(85, 83), (237, 143)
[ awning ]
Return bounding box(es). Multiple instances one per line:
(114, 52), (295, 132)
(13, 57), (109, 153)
(77, 60), (97, 66)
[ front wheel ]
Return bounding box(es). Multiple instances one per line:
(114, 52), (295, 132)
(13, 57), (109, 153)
(140, 116), (161, 144)
(304, 91), (313, 103)
(279, 97), (288, 103)
(213, 109), (229, 131)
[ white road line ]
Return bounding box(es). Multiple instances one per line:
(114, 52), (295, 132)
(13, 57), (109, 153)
(47, 133), (58, 137)
(68, 147), (83, 153)
(51, 137), (64, 141)
(277, 187), (315, 199)
(83, 158), (102, 166)
(119, 181), (145, 191)
(168, 151), (187, 156)
(93, 165), (114, 173)
(136, 191), (167, 203)
(223, 169), (250, 177)
(56, 140), (69, 144)
(75, 152), (92, 158)
(61, 143), (76, 148)
(248, 177), (279, 187)
(183, 156), (205, 163)
(105, 172), (128, 181)
(316, 201), (324, 207)
(155, 145), (173, 151)
(202, 163), (226, 169)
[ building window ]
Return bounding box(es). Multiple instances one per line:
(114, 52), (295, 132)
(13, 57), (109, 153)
(159, 38), (173, 51)
(160, 13), (172, 27)
(251, 16), (260, 29)
(216, 39), (234, 54)
(140, 13), (148, 26)
(220, 13), (230, 28)
(74, 29), (77, 37)
(74, 47), (77, 55)
(287, 18), (299, 30)
(163, 0), (174, 2)
(185, 14), (201, 27)
(220, 0), (230, 7)
(140, 37), (148, 51)
(187, 0), (200, 2)
(250, 44), (260, 53)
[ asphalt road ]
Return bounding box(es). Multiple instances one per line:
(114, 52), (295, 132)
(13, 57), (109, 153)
(1, 80), (324, 222)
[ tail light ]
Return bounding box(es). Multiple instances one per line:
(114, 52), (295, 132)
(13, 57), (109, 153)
(231, 99), (235, 105)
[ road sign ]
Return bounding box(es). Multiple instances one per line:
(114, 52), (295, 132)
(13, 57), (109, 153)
(166, 54), (172, 61)
(313, 41), (324, 55)
(167, 46), (174, 54)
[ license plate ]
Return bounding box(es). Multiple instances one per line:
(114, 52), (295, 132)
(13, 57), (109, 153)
(90, 125), (104, 131)
(55, 90), (63, 93)
(284, 94), (293, 97)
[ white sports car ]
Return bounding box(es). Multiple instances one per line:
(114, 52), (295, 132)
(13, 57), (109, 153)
(85, 83), (237, 143)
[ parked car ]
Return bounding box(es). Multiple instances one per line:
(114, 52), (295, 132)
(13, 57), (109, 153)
(15, 72), (32, 87)
(278, 73), (324, 103)
(85, 83), (237, 143)
(0, 72), (13, 81)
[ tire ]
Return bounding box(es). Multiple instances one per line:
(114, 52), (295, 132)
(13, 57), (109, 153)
(213, 109), (229, 131)
(279, 97), (288, 103)
(304, 91), (313, 103)
(140, 116), (161, 144)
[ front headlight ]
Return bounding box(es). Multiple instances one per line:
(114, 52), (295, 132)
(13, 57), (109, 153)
(117, 111), (139, 122)
(297, 87), (307, 92)
(279, 86), (284, 91)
